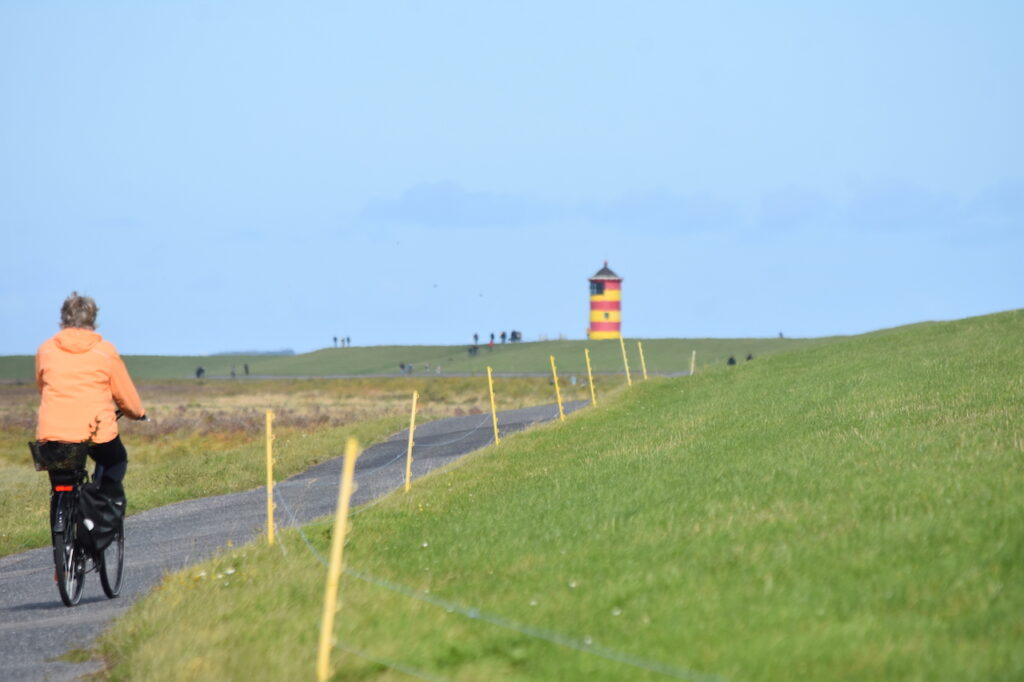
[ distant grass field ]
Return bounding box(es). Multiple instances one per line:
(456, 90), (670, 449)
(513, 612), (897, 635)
(96, 310), (1024, 681)
(0, 336), (834, 382)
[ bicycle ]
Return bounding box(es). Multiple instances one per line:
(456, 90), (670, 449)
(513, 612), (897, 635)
(30, 441), (126, 607)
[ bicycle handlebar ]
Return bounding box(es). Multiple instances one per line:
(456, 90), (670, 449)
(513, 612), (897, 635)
(114, 409), (149, 422)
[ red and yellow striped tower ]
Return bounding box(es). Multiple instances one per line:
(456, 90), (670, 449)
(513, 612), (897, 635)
(587, 261), (622, 340)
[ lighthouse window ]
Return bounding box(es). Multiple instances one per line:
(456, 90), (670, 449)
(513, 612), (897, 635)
(590, 281), (605, 296)
(603, 312), (610, 320)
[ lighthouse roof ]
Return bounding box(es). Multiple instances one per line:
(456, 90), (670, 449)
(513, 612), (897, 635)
(589, 261), (621, 281)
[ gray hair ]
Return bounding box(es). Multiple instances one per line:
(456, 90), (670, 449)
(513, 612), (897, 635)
(60, 292), (99, 329)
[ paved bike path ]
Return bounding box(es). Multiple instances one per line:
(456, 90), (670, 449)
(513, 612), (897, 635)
(0, 401), (586, 681)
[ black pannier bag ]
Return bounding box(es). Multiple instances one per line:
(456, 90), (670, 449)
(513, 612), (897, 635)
(77, 479), (126, 553)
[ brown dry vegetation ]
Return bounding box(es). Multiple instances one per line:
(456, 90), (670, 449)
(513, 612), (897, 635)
(1, 376), (595, 451)
(0, 375), (600, 556)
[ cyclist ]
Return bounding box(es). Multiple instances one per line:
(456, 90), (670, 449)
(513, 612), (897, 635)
(36, 292), (146, 494)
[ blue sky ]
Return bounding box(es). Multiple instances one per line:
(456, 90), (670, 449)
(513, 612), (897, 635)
(2, 1), (1020, 355)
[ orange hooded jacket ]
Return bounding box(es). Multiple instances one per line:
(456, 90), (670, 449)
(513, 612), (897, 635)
(35, 328), (145, 443)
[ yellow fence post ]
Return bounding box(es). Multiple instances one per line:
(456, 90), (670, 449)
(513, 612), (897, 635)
(619, 337), (633, 386)
(316, 438), (362, 682)
(690, 350), (697, 376)
(584, 348), (597, 407)
(405, 391), (418, 493)
(265, 409), (275, 545)
(550, 355), (565, 422)
(637, 341), (649, 380)
(487, 366), (501, 445)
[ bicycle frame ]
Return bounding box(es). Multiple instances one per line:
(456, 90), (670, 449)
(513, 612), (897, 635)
(49, 468), (89, 606)
(35, 426), (135, 606)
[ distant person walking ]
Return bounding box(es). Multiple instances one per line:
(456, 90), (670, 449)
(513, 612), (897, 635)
(244, 363), (250, 375)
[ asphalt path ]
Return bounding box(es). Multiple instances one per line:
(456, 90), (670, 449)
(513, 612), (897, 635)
(0, 400), (587, 681)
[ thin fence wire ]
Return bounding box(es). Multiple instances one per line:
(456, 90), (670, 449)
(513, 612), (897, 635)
(409, 413), (492, 450)
(356, 406), (563, 516)
(272, 481), (728, 682)
(326, 414), (494, 521)
(334, 641), (452, 682)
(273, 491), (450, 682)
(343, 568), (729, 682)
(274, 486), (328, 564)
(365, 447), (406, 471)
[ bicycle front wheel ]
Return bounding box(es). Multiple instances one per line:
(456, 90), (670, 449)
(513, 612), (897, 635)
(99, 524), (124, 598)
(54, 518), (85, 607)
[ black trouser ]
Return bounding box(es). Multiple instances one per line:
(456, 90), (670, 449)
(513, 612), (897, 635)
(89, 436), (129, 484)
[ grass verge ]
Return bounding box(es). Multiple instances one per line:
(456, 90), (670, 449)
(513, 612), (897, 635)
(96, 310), (1023, 680)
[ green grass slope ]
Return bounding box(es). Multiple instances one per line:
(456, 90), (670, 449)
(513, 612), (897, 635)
(0, 336), (832, 382)
(101, 310), (1023, 681)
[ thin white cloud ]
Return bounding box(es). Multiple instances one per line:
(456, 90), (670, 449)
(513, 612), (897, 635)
(360, 182), (560, 228)
(758, 182), (1024, 236)
(360, 182), (738, 233)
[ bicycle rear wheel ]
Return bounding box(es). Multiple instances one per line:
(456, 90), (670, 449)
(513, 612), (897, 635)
(99, 523), (124, 597)
(54, 506), (85, 606)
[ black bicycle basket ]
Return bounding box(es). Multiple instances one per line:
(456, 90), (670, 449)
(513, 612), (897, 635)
(28, 441), (90, 472)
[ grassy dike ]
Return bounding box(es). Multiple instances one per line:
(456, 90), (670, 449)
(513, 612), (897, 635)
(0, 336), (831, 382)
(98, 311), (1022, 681)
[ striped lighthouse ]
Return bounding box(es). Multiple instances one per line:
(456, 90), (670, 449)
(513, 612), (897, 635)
(587, 261), (622, 339)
